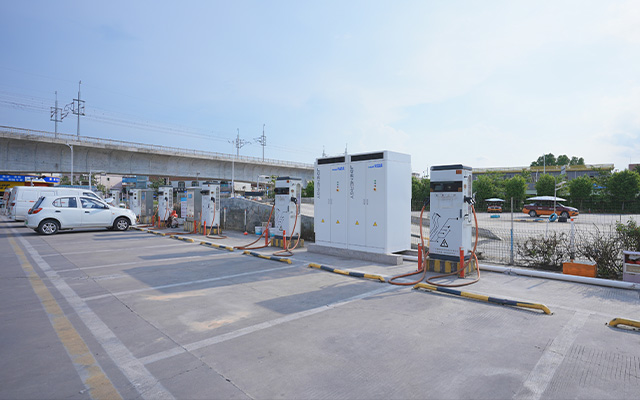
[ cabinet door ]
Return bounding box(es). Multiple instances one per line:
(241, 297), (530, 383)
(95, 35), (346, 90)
(348, 162), (367, 247)
(366, 161), (386, 249)
(314, 165), (331, 244)
(330, 164), (347, 245)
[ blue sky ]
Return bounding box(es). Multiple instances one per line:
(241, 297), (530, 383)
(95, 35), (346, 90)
(1, 1), (639, 174)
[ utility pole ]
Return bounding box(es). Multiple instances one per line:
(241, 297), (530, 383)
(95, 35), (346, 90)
(73, 80), (85, 138)
(50, 91), (62, 138)
(254, 124), (266, 161)
(229, 128), (248, 197)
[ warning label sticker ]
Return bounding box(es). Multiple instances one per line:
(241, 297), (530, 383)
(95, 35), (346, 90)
(440, 239), (449, 248)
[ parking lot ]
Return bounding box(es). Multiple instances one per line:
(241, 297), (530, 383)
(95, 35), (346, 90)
(2, 217), (640, 399)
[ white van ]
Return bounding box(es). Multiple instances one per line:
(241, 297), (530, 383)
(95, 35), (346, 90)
(9, 187), (102, 222)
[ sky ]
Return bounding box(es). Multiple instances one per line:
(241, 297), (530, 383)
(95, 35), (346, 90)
(1, 1), (640, 175)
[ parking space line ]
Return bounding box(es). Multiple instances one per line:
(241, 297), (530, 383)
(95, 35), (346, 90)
(515, 311), (590, 400)
(139, 284), (398, 365)
(41, 243), (188, 257)
(8, 236), (123, 400)
(83, 263), (303, 301)
(13, 230), (175, 400)
(55, 252), (235, 273)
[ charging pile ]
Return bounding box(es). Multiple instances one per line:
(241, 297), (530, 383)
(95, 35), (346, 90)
(390, 165), (480, 288)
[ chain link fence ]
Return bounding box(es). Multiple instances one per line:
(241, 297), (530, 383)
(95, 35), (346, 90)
(411, 199), (640, 274)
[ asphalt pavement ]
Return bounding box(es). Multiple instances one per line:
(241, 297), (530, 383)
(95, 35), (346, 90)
(2, 217), (639, 399)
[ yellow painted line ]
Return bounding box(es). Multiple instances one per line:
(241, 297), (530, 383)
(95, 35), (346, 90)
(609, 318), (640, 329)
(8, 237), (123, 400)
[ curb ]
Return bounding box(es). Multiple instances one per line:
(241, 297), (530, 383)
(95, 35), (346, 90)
(243, 251), (292, 264)
(199, 241), (235, 252)
(413, 283), (552, 314)
(308, 263), (386, 282)
(608, 317), (640, 330)
(170, 235), (195, 243)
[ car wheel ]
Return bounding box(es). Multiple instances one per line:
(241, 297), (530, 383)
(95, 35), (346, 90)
(529, 210), (537, 217)
(560, 211), (569, 218)
(114, 217), (130, 231)
(38, 219), (59, 235)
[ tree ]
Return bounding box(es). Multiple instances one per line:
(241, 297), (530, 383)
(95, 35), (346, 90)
(531, 153), (556, 167)
(473, 175), (499, 209)
(149, 177), (165, 191)
(535, 174), (556, 196)
(531, 154), (585, 167)
(608, 169), (640, 208)
(411, 176), (430, 210)
(302, 180), (314, 197)
(504, 175), (527, 209)
(570, 156), (585, 166)
(568, 175), (592, 209)
(557, 154), (570, 166)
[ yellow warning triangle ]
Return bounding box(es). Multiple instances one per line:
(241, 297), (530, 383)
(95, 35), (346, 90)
(321, 219), (325, 223)
(336, 220), (340, 224)
(373, 222), (377, 226)
(355, 221), (359, 225)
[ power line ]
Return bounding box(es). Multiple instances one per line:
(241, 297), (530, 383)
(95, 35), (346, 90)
(0, 88), (321, 156)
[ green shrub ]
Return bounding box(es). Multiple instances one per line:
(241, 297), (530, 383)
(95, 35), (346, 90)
(517, 232), (569, 271)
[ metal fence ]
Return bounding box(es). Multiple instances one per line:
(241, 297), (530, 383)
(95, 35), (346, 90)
(411, 203), (640, 267)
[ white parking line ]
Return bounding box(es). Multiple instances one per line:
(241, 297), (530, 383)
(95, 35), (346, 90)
(83, 263), (303, 301)
(139, 284), (398, 365)
(13, 230), (175, 400)
(55, 252), (235, 273)
(515, 311), (590, 400)
(41, 243), (188, 257)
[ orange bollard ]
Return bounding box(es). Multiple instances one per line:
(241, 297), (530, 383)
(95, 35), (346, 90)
(459, 247), (465, 278)
(283, 230), (287, 250)
(265, 227), (269, 246)
(203, 221), (207, 236)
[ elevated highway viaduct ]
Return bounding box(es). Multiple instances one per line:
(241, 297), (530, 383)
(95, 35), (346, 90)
(0, 126), (314, 185)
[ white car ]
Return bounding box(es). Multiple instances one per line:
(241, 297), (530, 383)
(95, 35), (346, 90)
(26, 195), (137, 235)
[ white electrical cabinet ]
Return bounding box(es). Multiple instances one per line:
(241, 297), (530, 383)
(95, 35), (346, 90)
(429, 165), (473, 261)
(274, 177), (302, 237)
(110, 189), (121, 205)
(314, 156), (348, 248)
(186, 187), (202, 223)
(129, 189), (142, 217)
(129, 189), (153, 218)
(314, 151), (411, 254)
(200, 181), (220, 228)
(158, 186), (174, 221)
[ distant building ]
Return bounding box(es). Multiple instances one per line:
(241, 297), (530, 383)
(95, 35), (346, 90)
(630, 163), (639, 172)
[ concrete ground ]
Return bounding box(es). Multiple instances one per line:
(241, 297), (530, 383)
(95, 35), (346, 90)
(2, 217), (639, 399)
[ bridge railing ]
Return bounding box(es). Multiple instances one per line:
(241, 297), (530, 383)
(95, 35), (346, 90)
(0, 125), (314, 170)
